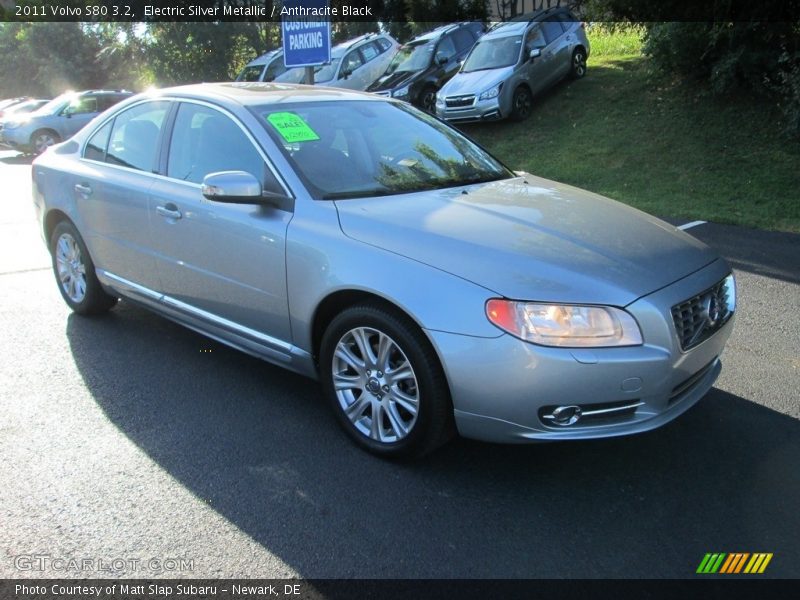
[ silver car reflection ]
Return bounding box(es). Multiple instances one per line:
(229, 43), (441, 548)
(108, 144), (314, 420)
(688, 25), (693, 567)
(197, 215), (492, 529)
(32, 83), (735, 458)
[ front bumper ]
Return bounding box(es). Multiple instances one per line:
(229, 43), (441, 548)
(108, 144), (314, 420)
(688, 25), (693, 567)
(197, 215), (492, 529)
(1, 126), (31, 150)
(436, 96), (505, 124)
(427, 259), (735, 443)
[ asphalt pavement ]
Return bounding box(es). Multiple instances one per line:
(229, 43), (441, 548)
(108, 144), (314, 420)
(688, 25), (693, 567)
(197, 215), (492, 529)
(1, 150), (798, 579)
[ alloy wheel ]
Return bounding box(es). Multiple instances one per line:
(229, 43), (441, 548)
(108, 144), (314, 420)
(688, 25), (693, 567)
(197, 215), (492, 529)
(55, 232), (87, 303)
(331, 326), (420, 443)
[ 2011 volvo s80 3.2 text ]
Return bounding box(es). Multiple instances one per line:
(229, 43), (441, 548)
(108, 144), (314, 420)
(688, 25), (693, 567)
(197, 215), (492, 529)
(32, 83), (735, 457)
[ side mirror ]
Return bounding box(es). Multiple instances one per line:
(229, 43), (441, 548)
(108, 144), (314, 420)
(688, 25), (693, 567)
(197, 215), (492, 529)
(202, 171), (292, 207)
(529, 48), (542, 60)
(63, 107), (74, 118)
(436, 53), (448, 66)
(202, 171), (263, 203)
(339, 67), (351, 80)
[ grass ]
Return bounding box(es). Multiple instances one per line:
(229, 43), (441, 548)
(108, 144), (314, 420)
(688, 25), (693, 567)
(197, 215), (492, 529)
(461, 28), (800, 233)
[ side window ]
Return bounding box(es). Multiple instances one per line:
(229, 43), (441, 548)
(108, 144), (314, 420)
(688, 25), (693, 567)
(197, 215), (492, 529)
(542, 18), (565, 45)
(83, 119), (113, 161)
(525, 26), (546, 52)
(359, 42), (380, 63)
(98, 94), (123, 111)
(67, 96), (98, 116)
(435, 35), (457, 62)
(106, 101), (169, 172)
(166, 103), (277, 192)
(376, 37), (392, 52)
(453, 29), (476, 53)
(340, 50), (364, 77)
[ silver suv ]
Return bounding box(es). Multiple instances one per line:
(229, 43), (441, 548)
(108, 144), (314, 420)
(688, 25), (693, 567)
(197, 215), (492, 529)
(1, 89), (132, 154)
(436, 8), (589, 123)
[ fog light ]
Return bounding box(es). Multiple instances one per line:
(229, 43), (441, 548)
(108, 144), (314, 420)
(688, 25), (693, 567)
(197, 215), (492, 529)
(547, 405), (582, 426)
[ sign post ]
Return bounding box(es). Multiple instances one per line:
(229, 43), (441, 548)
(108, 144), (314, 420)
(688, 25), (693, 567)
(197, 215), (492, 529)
(281, 0), (332, 86)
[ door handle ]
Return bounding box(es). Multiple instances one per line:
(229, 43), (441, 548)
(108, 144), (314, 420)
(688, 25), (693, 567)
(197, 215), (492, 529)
(156, 204), (182, 220)
(74, 183), (92, 196)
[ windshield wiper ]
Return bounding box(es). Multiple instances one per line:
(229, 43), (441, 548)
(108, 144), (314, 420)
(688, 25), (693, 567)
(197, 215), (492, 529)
(321, 189), (394, 200)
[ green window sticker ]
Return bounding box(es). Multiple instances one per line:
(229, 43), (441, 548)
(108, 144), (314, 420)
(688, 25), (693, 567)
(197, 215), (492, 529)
(266, 112), (320, 143)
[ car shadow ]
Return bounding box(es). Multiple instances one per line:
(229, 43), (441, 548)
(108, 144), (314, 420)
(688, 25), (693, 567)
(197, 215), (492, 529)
(0, 152), (34, 165)
(65, 302), (800, 578)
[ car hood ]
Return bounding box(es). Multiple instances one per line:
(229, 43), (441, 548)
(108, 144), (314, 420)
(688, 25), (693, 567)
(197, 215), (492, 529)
(369, 69), (421, 92)
(440, 67), (513, 97)
(334, 175), (718, 306)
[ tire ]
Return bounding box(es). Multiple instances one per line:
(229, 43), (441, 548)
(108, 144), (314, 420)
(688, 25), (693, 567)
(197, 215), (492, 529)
(571, 47), (588, 79)
(30, 129), (60, 155)
(510, 86), (533, 122)
(418, 85), (438, 113)
(50, 221), (117, 315)
(319, 303), (454, 458)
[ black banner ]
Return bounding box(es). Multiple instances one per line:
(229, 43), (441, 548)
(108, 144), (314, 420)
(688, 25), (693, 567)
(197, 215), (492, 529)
(1, 579), (798, 600)
(1, 0), (799, 23)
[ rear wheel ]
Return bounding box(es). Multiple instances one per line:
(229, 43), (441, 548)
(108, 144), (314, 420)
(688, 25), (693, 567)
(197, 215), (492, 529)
(30, 129), (60, 155)
(571, 48), (587, 79)
(510, 86), (533, 121)
(50, 221), (117, 315)
(320, 303), (453, 458)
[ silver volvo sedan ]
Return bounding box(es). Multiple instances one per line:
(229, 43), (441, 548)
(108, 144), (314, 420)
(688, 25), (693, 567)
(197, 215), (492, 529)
(32, 83), (735, 457)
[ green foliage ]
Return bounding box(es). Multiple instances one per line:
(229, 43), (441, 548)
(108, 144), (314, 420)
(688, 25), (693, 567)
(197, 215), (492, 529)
(464, 50), (800, 232)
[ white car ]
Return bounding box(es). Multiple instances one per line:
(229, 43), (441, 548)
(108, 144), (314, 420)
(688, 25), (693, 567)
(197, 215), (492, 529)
(275, 33), (400, 90)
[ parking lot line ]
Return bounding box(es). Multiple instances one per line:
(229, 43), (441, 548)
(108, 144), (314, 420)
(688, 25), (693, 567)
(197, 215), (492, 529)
(678, 220), (708, 230)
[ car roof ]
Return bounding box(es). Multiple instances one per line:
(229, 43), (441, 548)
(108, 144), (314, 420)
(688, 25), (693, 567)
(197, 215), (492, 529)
(151, 82), (386, 107)
(484, 8), (570, 39)
(331, 32), (390, 57)
(413, 21), (481, 43)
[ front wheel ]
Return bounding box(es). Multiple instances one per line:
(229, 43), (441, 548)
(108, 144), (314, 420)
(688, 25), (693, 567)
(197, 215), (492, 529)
(418, 85), (438, 113)
(30, 129), (60, 155)
(510, 86), (533, 121)
(319, 303), (453, 458)
(50, 221), (118, 315)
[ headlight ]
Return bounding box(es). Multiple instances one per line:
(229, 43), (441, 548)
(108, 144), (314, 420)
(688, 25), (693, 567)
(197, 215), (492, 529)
(486, 299), (643, 347)
(479, 84), (502, 101)
(393, 86), (410, 99)
(3, 120), (21, 130)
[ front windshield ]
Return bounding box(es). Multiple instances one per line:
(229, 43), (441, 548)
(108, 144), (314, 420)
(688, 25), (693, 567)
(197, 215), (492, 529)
(276, 59), (339, 84)
(31, 92), (74, 116)
(258, 100), (513, 200)
(386, 41), (434, 74)
(312, 58), (340, 83)
(237, 64), (265, 82)
(462, 36), (522, 72)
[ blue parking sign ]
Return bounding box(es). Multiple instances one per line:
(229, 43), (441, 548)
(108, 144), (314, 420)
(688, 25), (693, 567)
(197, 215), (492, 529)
(281, 0), (332, 68)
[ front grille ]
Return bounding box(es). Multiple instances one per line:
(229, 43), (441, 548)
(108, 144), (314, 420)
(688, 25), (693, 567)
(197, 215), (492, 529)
(445, 95), (475, 108)
(671, 275), (734, 351)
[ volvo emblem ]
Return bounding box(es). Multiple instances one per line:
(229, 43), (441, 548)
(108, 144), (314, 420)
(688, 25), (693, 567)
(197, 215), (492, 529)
(704, 293), (721, 327)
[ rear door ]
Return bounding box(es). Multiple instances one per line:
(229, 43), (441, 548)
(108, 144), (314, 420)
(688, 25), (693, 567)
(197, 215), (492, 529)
(541, 16), (570, 79)
(77, 100), (171, 291)
(147, 100), (294, 345)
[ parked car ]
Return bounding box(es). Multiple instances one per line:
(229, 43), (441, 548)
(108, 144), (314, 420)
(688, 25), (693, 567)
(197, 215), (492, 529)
(2, 89), (132, 154)
(0, 98), (50, 147)
(0, 97), (45, 119)
(367, 22), (485, 112)
(32, 83), (735, 458)
(436, 8), (589, 123)
(0, 97), (29, 112)
(275, 33), (399, 90)
(235, 48), (289, 83)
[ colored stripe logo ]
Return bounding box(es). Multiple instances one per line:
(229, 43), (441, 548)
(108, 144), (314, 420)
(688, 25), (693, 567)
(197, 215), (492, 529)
(697, 553), (773, 574)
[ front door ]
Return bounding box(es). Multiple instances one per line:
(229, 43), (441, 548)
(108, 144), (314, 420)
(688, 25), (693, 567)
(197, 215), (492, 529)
(148, 101), (293, 346)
